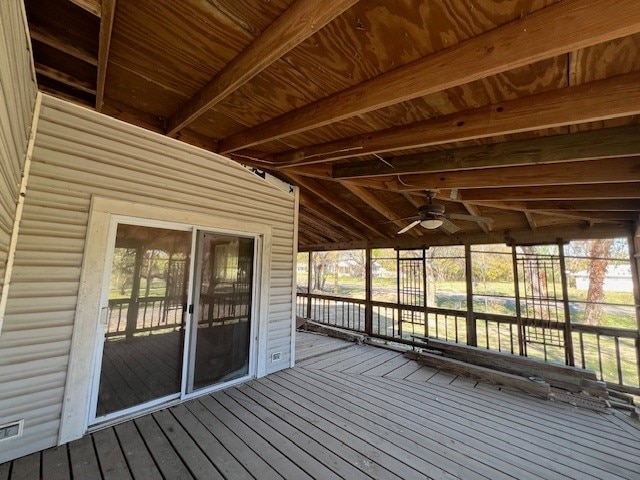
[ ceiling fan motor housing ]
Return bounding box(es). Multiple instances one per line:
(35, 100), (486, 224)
(419, 203), (445, 218)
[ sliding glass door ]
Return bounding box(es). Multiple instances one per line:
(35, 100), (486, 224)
(93, 223), (256, 423)
(188, 232), (255, 392)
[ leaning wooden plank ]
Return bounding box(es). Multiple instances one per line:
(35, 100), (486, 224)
(549, 388), (610, 413)
(416, 336), (598, 382)
(303, 321), (366, 343)
(408, 351), (550, 399)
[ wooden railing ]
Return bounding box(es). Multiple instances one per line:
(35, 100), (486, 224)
(106, 296), (184, 337)
(297, 292), (640, 394)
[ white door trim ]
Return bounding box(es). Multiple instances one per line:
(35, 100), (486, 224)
(59, 197), (272, 444)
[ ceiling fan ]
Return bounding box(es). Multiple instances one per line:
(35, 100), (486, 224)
(397, 192), (493, 235)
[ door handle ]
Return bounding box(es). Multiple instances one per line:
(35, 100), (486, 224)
(100, 306), (109, 326)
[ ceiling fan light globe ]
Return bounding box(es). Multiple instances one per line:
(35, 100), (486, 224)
(420, 218), (443, 229)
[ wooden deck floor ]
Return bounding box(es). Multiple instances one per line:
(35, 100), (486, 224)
(2, 331), (640, 479)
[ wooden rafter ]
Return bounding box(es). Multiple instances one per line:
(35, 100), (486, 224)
(298, 193), (368, 240)
(166, 0), (357, 136)
(30, 24), (98, 66)
(298, 216), (340, 243)
(454, 183), (640, 202)
(219, 0), (640, 153)
(299, 211), (346, 242)
(96, 0), (116, 111)
(289, 174), (391, 238)
(35, 63), (96, 95)
(274, 71), (640, 166)
(330, 125), (640, 179)
(462, 203), (491, 234)
(68, 0), (101, 17)
(505, 200), (640, 212)
(347, 158), (640, 192)
(341, 183), (421, 237)
(524, 212), (538, 230)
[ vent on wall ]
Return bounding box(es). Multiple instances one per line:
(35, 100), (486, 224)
(0, 420), (23, 441)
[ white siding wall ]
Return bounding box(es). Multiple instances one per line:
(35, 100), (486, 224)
(0, 0), (36, 298)
(0, 95), (296, 462)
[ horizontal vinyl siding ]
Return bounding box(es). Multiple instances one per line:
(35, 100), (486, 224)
(0, 0), (36, 296)
(0, 95), (295, 462)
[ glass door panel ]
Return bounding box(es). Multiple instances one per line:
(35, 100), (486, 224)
(189, 232), (254, 392)
(96, 224), (191, 418)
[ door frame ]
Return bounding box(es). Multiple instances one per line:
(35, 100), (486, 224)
(59, 197), (272, 444)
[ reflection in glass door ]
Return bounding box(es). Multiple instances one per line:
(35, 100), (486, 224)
(189, 232), (254, 392)
(95, 224), (191, 418)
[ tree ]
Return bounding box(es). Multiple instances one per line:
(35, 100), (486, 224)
(583, 238), (614, 325)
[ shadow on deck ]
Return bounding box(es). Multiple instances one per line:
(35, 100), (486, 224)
(2, 331), (640, 479)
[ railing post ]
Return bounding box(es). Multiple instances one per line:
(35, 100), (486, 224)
(558, 241), (575, 366)
(306, 251), (313, 319)
(465, 244), (477, 346)
(365, 246), (373, 335)
(629, 224), (640, 386)
(512, 246), (525, 356)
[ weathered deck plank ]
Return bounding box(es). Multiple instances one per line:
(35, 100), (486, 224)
(2, 333), (640, 479)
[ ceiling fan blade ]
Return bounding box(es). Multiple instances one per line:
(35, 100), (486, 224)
(440, 218), (460, 233)
(381, 215), (420, 224)
(397, 220), (420, 235)
(448, 213), (493, 224)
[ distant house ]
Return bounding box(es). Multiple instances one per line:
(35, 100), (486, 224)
(572, 265), (633, 292)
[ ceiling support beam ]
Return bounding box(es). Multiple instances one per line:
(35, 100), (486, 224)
(501, 200), (640, 212)
(219, 0), (640, 153)
(330, 125), (640, 179)
(299, 193), (367, 240)
(289, 174), (391, 238)
(166, 0), (357, 136)
(450, 183), (640, 202)
(341, 183), (421, 237)
(347, 157), (640, 192)
(275, 71), (640, 166)
(96, 0), (116, 111)
(30, 24), (98, 66)
(34, 63), (96, 95)
(299, 212), (346, 243)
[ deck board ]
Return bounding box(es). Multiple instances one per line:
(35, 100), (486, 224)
(2, 331), (640, 479)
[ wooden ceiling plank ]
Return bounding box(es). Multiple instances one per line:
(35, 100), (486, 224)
(458, 183), (640, 202)
(96, 0), (116, 111)
(331, 125), (640, 179)
(276, 70), (640, 166)
(35, 63), (96, 95)
(68, 0), (102, 17)
(299, 193), (368, 240)
(341, 183), (421, 237)
(166, 0), (358, 136)
(347, 157), (640, 192)
(289, 174), (391, 238)
(219, 0), (640, 153)
(30, 24), (98, 66)
(299, 212), (345, 242)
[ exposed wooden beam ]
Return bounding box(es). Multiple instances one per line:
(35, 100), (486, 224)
(30, 24), (98, 66)
(68, 0), (101, 17)
(341, 183), (421, 237)
(298, 193), (367, 240)
(35, 63), (96, 95)
(497, 200), (640, 212)
(299, 212), (345, 243)
(96, 0), (116, 111)
(289, 174), (391, 238)
(38, 85), (93, 108)
(300, 223), (631, 252)
(219, 0), (640, 153)
(453, 183), (640, 202)
(524, 212), (538, 230)
(166, 0), (357, 136)
(275, 71), (640, 166)
(331, 125), (640, 179)
(463, 203), (490, 234)
(348, 158), (640, 192)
